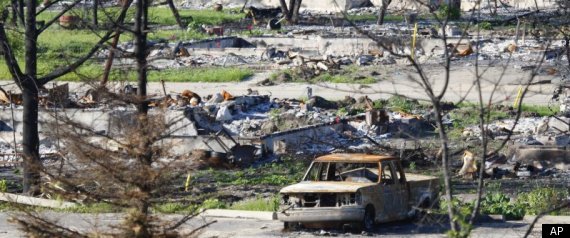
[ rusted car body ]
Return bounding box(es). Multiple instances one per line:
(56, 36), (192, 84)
(278, 153), (439, 230)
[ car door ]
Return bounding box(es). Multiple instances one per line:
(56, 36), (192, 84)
(379, 160), (398, 222)
(391, 160), (409, 218)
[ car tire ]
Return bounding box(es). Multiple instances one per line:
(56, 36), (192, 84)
(362, 205), (375, 231)
(284, 222), (299, 230)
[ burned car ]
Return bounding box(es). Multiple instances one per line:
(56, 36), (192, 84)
(278, 153), (439, 230)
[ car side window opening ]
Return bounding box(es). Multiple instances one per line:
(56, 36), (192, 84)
(305, 162), (323, 181)
(381, 162), (394, 185)
(395, 162), (406, 184)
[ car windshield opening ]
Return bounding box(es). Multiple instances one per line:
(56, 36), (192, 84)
(304, 162), (379, 183)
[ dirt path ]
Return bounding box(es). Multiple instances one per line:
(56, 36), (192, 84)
(0, 66), (558, 105)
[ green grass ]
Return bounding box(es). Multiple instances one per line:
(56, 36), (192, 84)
(149, 8), (244, 26)
(520, 104), (559, 117)
(346, 14), (405, 22)
(0, 60), (253, 82)
(268, 69), (377, 84)
(36, 7), (244, 27)
(315, 73), (376, 84)
(193, 157), (308, 187)
(229, 196), (279, 212)
(387, 95), (422, 113)
(148, 29), (209, 41)
(148, 67), (253, 83)
(59, 202), (120, 213)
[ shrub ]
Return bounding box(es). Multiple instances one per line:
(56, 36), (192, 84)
(437, 4), (461, 20)
(516, 188), (569, 215)
(478, 21), (493, 30)
(230, 196), (280, 212)
(481, 192), (525, 220)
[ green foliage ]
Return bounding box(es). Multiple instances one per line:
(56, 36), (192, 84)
(516, 187), (569, 215)
(148, 67), (253, 83)
(155, 202), (197, 214)
(387, 95), (420, 113)
(230, 195), (280, 212)
(520, 104), (559, 117)
(336, 107), (348, 116)
(440, 198), (473, 238)
(478, 21), (493, 30)
(437, 4), (461, 20)
(0, 202), (9, 211)
(62, 203), (119, 213)
(481, 192), (525, 220)
(409, 162), (417, 171)
(450, 105), (508, 131)
(194, 157), (307, 188)
(201, 198), (227, 209)
(315, 73), (376, 84)
(0, 179), (7, 192)
(149, 8), (244, 26)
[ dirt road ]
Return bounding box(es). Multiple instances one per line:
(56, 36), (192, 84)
(0, 211), (565, 237)
(0, 65), (559, 105)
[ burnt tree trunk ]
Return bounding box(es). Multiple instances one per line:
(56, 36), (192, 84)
(279, 0), (302, 24)
(135, 0), (148, 115)
(18, 0), (24, 25)
(291, 0), (302, 24)
(377, 0), (391, 25)
(22, 0), (41, 195)
(166, 0), (184, 29)
(10, 0), (17, 25)
(132, 0), (152, 236)
(278, 0), (291, 22)
(93, 0), (98, 27)
(21, 82), (42, 195)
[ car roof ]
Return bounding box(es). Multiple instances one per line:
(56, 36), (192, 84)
(314, 153), (398, 163)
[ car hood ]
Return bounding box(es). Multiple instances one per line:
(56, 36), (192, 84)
(280, 181), (374, 194)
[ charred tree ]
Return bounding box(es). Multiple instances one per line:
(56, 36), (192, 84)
(93, 0), (98, 27)
(377, 0), (391, 25)
(166, 0), (184, 29)
(279, 0), (303, 24)
(0, 0), (124, 194)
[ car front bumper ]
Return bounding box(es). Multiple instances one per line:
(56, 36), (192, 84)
(278, 206), (365, 223)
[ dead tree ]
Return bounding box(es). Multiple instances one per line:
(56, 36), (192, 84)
(93, 0), (98, 27)
(166, 0), (184, 29)
(0, 0), (121, 195)
(377, 0), (391, 25)
(279, 0), (303, 24)
(336, 0), (552, 236)
(8, 1), (214, 235)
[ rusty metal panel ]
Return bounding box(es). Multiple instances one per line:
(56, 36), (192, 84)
(315, 153), (397, 163)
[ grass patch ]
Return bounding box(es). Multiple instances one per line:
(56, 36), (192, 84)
(230, 196), (279, 212)
(148, 67), (253, 83)
(60, 202), (120, 213)
(193, 157), (308, 187)
(268, 68), (377, 84)
(520, 104), (559, 117)
(315, 73), (376, 84)
(149, 8), (244, 26)
(387, 95), (422, 113)
(37, 7), (244, 27)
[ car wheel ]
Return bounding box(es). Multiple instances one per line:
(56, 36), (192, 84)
(284, 222), (299, 230)
(362, 206), (375, 231)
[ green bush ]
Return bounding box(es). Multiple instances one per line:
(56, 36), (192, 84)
(437, 4), (461, 20)
(387, 95), (420, 113)
(230, 196), (280, 212)
(201, 198), (227, 209)
(481, 193), (525, 220)
(478, 21), (493, 30)
(0, 179), (7, 192)
(516, 188), (569, 215)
